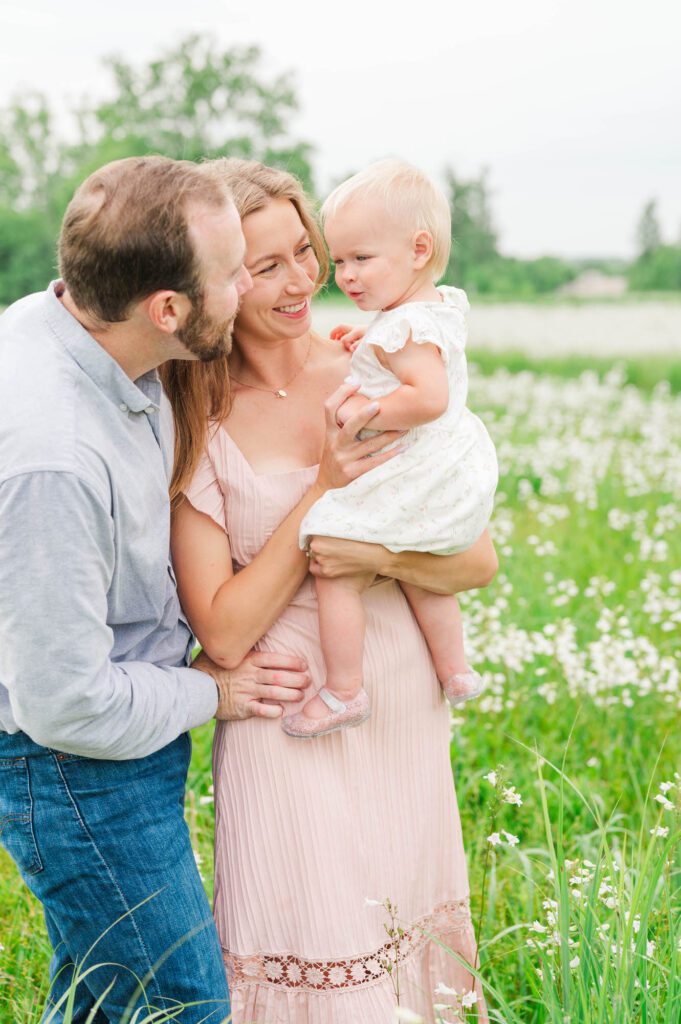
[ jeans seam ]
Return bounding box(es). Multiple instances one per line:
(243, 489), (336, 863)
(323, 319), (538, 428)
(25, 759), (45, 873)
(52, 755), (162, 1003)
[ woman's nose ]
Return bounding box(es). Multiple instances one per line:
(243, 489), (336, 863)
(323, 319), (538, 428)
(284, 260), (315, 295)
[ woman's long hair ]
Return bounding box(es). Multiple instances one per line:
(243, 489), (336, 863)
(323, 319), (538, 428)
(160, 159), (329, 510)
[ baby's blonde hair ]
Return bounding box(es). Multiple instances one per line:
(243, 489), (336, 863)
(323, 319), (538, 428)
(321, 159), (452, 281)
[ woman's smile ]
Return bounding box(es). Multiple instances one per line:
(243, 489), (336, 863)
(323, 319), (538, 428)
(274, 299), (309, 319)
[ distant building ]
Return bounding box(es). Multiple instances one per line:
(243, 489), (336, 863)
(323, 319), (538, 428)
(558, 271), (628, 298)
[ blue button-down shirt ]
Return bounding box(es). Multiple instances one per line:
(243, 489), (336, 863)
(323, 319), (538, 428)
(0, 283), (217, 758)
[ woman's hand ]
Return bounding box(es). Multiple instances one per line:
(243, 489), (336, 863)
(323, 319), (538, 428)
(315, 381), (404, 492)
(193, 649), (311, 720)
(307, 536), (389, 580)
(330, 323), (366, 353)
(308, 530), (499, 595)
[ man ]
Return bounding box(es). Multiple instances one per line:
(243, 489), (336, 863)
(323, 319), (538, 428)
(0, 156), (310, 1023)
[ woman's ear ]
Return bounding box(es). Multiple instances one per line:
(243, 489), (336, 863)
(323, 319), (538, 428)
(143, 290), (193, 335)
(412, 230), (434, 270)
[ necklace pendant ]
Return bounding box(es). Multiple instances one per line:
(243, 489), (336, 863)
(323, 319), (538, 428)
(275, 389), (288, 398)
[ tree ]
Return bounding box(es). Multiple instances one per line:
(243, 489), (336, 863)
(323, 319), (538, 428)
(0, 35), (314, 303)
(635, 199), (662, 257)
(443, 167), (498, 287)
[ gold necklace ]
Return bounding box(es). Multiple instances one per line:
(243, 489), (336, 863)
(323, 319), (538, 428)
(229, 335), (313, 398)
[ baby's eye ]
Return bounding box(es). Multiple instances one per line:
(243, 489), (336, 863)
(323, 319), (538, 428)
(356, 255), (371, 262)
(333, 258), (344, 267)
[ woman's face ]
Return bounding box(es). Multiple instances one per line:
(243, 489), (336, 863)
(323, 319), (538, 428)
(235, 198), (319, 345)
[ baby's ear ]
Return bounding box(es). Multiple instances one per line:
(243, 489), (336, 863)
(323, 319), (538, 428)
(412, 230), (434, 269)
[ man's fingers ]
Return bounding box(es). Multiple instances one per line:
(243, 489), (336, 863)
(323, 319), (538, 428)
(250, 701), (284, 719)
(255, 684), (308, 703)
(257, 669), (311, 692)
(249, 651), (308, 672)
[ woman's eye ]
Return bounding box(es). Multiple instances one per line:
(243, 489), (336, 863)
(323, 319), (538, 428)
(258, 263), (277, 275)
(297, 243), (313, 257)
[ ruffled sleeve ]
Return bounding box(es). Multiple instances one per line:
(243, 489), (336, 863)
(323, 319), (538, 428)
(363, 288), (468, 362)
(184, 441), (227, 533)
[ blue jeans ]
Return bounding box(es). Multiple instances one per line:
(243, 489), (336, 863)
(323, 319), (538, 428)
(0, 730), (230, 1023)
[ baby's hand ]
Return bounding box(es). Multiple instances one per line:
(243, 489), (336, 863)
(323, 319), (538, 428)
(330, 323), (366, 353)
(336, 393), (374, 428)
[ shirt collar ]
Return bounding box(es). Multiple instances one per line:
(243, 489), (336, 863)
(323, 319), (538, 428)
(43, 281), (160, 415)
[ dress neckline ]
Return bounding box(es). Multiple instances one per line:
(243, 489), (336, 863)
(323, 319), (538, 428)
(219, 424), (319, 479)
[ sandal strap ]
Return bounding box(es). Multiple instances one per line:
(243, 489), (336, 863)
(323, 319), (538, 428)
(318, 688), (347, 713)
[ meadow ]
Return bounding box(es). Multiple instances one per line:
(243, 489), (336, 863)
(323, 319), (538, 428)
(1, 307), (679, 1022)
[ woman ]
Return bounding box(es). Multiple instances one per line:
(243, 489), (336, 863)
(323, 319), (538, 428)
(164, 160), (496, 1023)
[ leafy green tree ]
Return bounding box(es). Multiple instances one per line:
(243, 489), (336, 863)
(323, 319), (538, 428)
(635, 199), (662, 257)
(443, 167), (498, 286)
(0, 35), (314, 303)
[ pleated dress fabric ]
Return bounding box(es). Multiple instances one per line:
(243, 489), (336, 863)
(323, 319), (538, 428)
(186, 431), (488, 1024)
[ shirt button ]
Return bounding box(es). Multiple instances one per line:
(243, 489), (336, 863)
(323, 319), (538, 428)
(119, 403), (128, 412)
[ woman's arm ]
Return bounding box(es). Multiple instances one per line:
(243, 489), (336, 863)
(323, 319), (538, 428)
(307, 530), (499, 597)
(171, 384), (405, 668)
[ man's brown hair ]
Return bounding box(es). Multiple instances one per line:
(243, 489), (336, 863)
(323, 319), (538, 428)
(58, 156), (231, 323)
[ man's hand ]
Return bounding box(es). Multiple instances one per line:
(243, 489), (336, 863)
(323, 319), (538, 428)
(193, 650), (311, 720)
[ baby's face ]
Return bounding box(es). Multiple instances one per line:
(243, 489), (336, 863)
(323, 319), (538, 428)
(325, 200), (420, 312)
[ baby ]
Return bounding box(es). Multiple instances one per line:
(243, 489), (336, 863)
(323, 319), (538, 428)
(283, 159), (498, 739)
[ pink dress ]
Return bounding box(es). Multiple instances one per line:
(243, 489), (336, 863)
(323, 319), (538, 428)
(186, 428), (487, 1024)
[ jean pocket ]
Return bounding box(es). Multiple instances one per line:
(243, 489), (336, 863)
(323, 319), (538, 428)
(0, 757), (43, 875)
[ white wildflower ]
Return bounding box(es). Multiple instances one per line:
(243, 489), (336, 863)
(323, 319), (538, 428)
(483, 770), (498, 787)
(364, 898), (383, 907)
(569, 956), (580, 969)
(434, 983), (458, 996)
(502, 786), (523, 806)
(503, 830), (520, 846)
(659, 781), (674, 793)
(461, 991), (478, 1007)
(650, 826), (670, 838)
(487, 832), (503, 847)
(654, 794), (674, 810)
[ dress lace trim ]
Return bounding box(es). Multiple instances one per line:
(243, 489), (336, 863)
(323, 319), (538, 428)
(223, 899), (473, 993)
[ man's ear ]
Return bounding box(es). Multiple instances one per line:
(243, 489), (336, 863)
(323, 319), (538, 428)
(143, 290), (192, 335)
(412, 230), (434, 270)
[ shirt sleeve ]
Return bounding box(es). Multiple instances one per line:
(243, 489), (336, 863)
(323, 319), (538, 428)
(0, 471), (218, 759)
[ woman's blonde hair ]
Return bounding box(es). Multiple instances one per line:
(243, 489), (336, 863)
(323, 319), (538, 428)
(321, 159), (452, 281)
(160, 159), (328, 509)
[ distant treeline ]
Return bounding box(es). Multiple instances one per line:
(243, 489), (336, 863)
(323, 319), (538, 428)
(0, 34), (679, 306)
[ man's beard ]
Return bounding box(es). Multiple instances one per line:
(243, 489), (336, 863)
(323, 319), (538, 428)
(177, 295), (235, 363)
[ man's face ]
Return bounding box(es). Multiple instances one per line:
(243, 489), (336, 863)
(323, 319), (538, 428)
(178, 200), (252, 361)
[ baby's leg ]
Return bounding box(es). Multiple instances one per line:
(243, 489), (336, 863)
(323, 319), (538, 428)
(400, 582), (483, 705)
(302, 572), (375, 721)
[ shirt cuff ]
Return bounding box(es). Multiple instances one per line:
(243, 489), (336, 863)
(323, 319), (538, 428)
(179, 666), (219, 729)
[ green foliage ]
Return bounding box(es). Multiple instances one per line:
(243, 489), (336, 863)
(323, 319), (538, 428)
(441, 168), (576, 298)
(628, 245), (681, 292)
(0, 35), (314, 304)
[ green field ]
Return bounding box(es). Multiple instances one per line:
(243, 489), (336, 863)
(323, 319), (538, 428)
(1, 353), (679, 1023)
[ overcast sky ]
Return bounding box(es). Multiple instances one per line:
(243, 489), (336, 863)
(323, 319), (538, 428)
(1, 0), (679, 258)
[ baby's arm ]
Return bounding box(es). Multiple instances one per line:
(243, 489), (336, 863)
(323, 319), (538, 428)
(365, 337), (449, 431)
